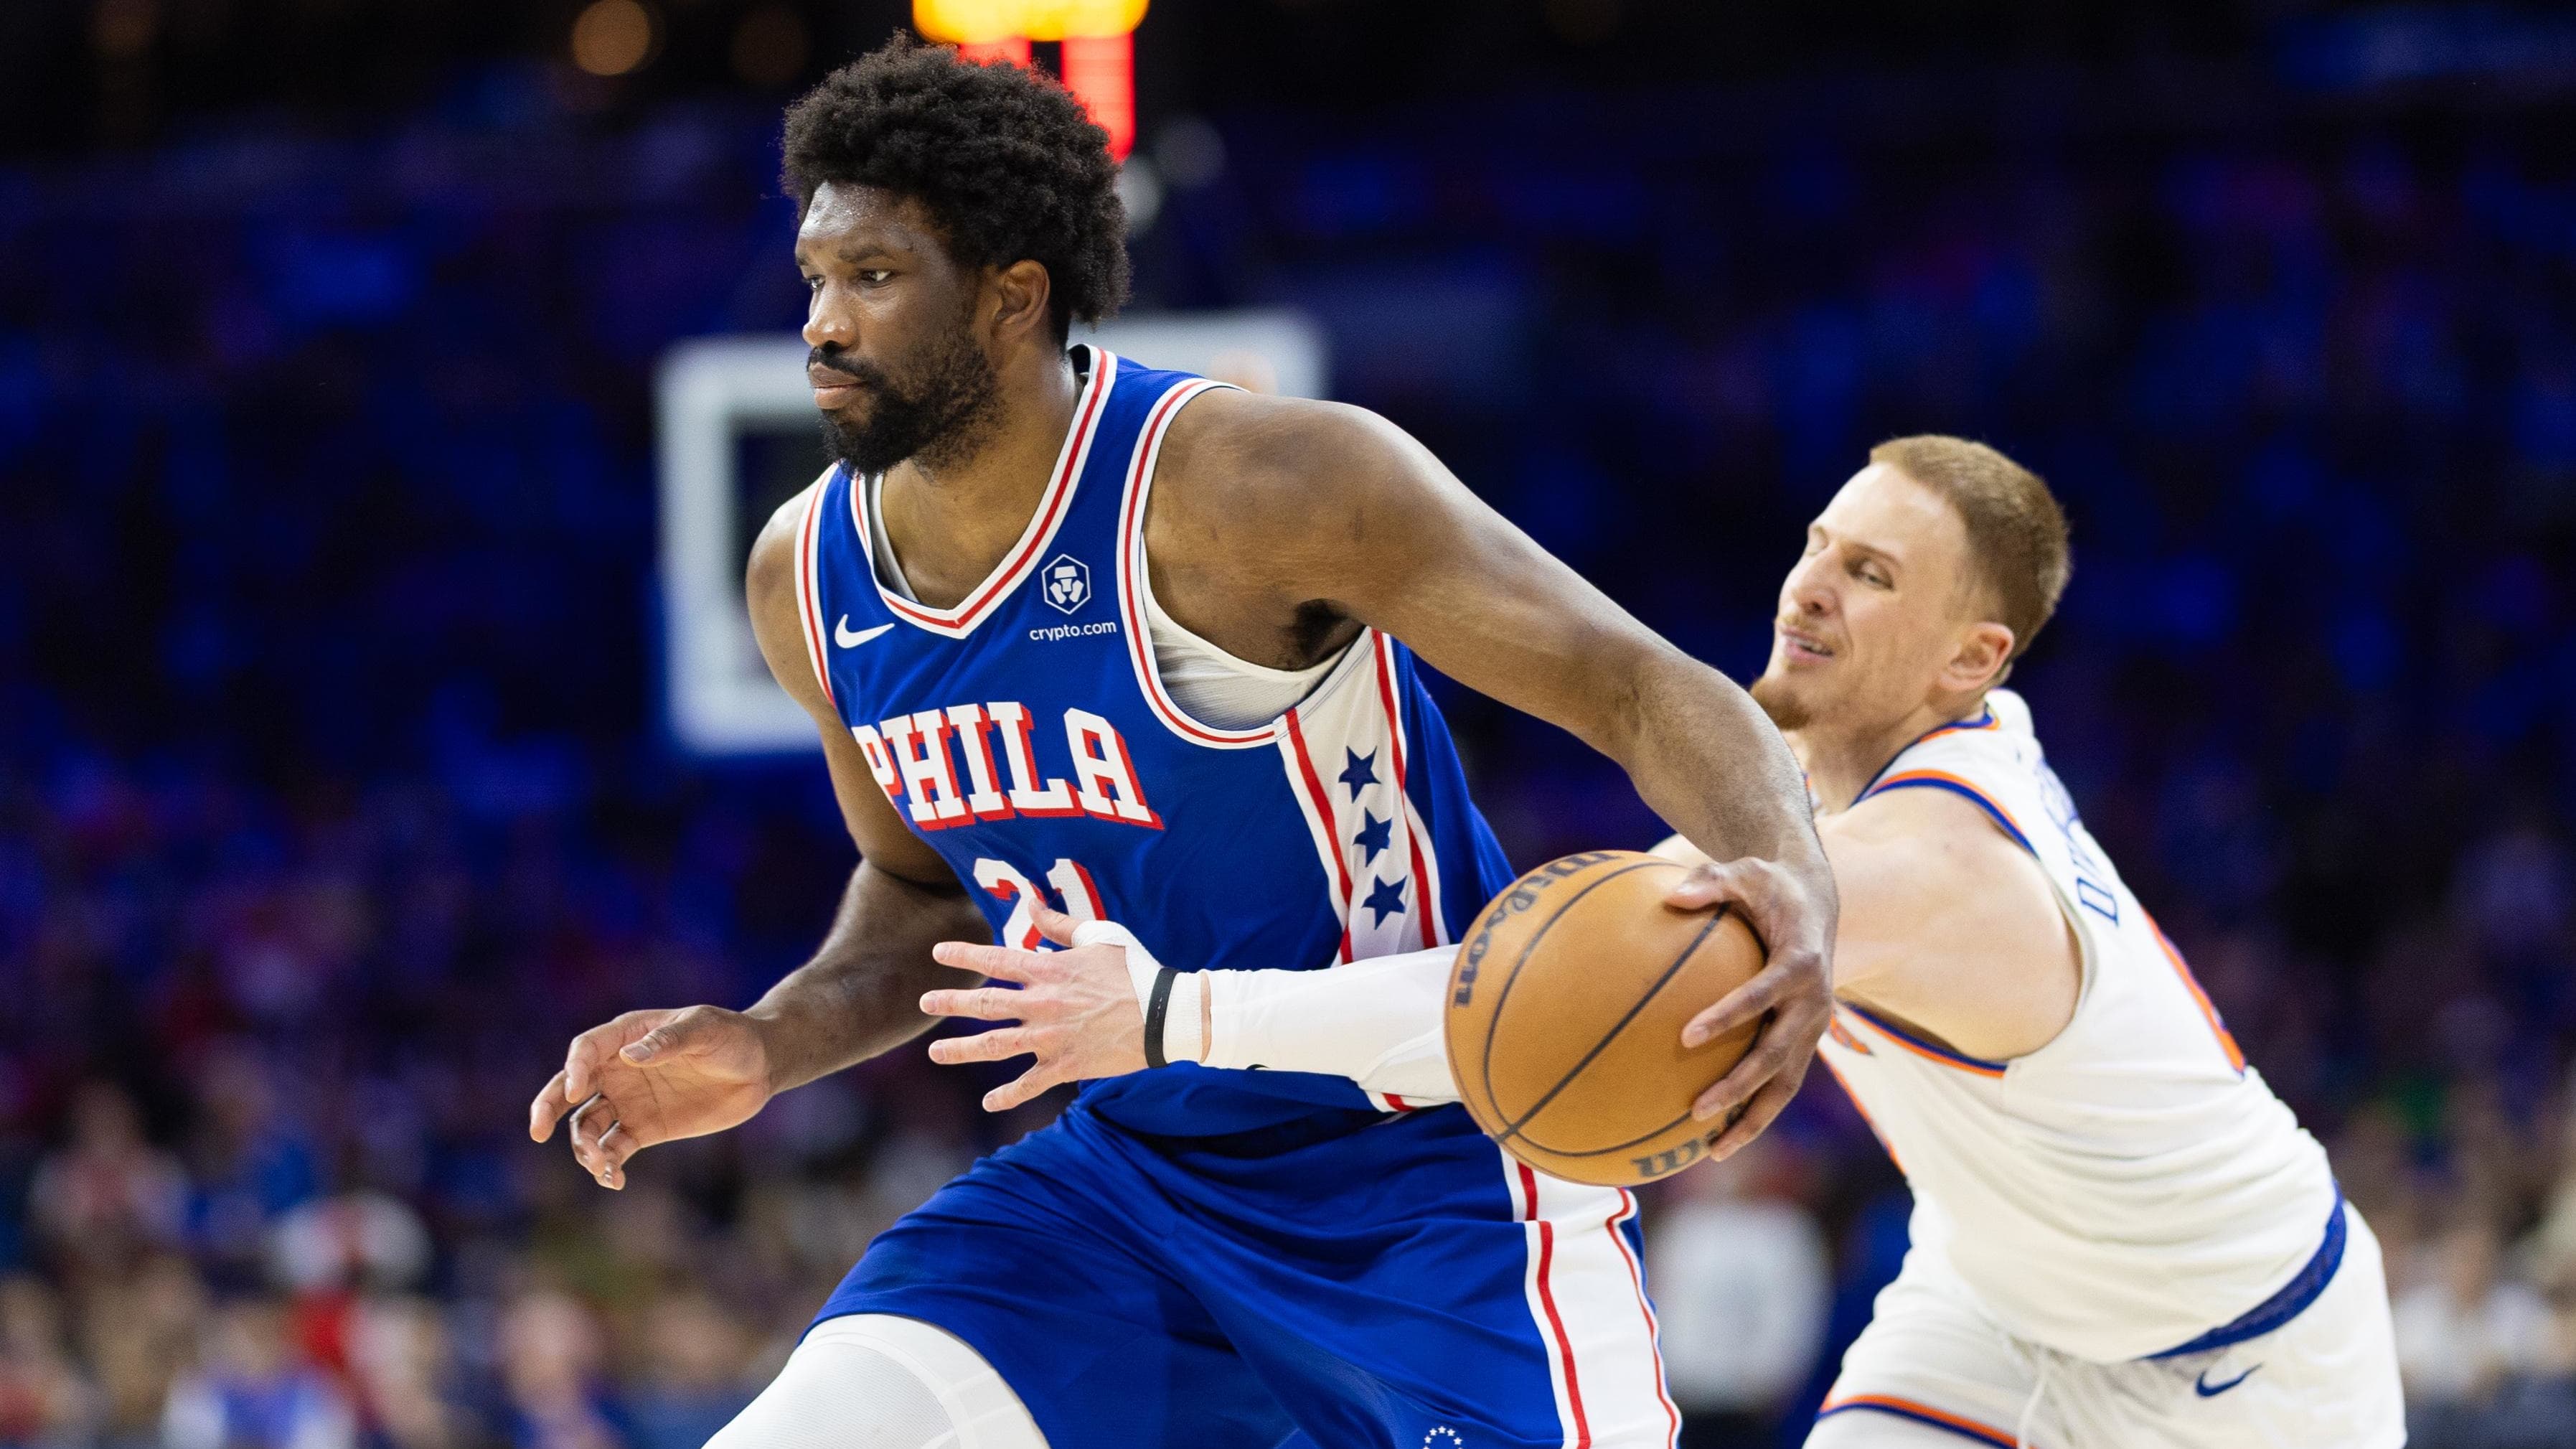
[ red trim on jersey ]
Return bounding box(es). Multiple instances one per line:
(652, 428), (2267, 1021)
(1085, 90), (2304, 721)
(1282, 709), (1357, 963)
(1606, 1190), (1682, 1447)
(945, 704), (1015, 822)
(1105, 725), (1166, 829)
(994, 704), (1083, 818)
(979, 875), (1043, 951)
(896, 708), (974, 831)
(855, 352), (1111, 638)
(1114, 378), (1279, 747)
(794, 482), (836, 713)
(1064, 861), (1108, 922)
(2148, 912), (2248, 1074)
(1371, 635), (1440, 950)
(1518, 1163), (1593, 1449)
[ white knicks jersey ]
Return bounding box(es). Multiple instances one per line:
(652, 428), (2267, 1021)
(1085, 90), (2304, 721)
(1815, 688), (2338, 1364)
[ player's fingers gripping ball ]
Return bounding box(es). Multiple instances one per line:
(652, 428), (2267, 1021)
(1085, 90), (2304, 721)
(1445, 850), (1767, 1186)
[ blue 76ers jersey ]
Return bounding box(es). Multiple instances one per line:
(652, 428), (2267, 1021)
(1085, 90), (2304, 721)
(790, 346), (1516, 1137)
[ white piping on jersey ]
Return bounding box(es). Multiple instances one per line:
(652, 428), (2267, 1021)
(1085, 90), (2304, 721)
(844, 346), (1114, 642)
(1503, 1155), (1683, 1449)
(1103, 378), (1454, 1038)
(1135, 555), (1338, 732)
(793, 477), (837, 713)
(856, 372), (1345, 733)
(1113, 376), (1355, 749)
(1369, 630), (1447, 954)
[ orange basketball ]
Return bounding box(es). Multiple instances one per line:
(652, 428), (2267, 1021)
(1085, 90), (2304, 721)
(1444, 850), (1767, 1186)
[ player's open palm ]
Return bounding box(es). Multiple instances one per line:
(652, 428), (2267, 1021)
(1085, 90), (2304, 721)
(920, 906), (1149, 1112)
(527, 1006), (774, 1191)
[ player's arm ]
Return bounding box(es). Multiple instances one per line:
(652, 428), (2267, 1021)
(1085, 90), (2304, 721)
(939, 794), (2069, 1109)
(1657, 789), (2077, 1061)
(527, 484), (989, 1188)
(926, 909), (1463, 1110)
(1157, 392), (1835, 1154)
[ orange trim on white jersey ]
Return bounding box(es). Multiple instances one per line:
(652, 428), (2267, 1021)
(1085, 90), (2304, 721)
(1816, 1394), (2027, 1448)
(2148, 911), (2248, 1074)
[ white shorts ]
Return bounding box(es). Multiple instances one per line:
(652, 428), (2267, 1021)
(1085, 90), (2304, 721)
(1808, 1204), (2405, 1449)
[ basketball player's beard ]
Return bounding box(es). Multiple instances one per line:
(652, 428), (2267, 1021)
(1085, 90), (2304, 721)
(814, 327), (1001, 477)
(1747, 671), (1812, 732)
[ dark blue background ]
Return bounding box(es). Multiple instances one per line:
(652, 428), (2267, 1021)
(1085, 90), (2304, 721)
(4, 3), (2575, 1446)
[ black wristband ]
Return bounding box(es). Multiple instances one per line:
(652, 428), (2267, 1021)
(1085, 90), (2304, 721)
(1142, 966), (1177, 1069)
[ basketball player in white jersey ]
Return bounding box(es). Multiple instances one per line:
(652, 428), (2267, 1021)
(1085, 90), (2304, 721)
(941, 436), (2403, 1448)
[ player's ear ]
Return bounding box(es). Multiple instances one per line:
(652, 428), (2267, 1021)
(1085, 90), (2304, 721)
(1942, 621), (2016, 695)
(984, 260), (1054, 346)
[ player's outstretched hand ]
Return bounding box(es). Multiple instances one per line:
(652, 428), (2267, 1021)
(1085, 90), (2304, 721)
(1663, 855), (1835, 1161)
(527, 1006), (774, 1191)
(922, 906), (1147, 1112)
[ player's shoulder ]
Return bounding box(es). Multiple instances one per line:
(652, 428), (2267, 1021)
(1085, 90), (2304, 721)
(1834, 779), (2012, 856)
(1157, 385), (1395, 468)
(744, 468), (835, 618)
(1152, 388), (1418, 526)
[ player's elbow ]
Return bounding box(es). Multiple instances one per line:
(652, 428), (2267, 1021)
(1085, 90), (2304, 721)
(1591, 637), (1708, 762)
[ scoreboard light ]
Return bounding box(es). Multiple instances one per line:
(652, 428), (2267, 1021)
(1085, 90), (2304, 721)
(913, 0), (1147, 158)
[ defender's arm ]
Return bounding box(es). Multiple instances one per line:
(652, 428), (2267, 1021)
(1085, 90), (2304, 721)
(1161, 393), (1835, 1154)
(1658, 787), (2077, 1061)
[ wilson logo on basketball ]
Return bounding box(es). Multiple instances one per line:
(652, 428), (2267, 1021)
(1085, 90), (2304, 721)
(1444, 850), (1767, 1187)
(1452, 850), (1617, 1008)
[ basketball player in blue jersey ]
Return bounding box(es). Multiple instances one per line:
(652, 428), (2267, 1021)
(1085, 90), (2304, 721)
(989, 437), (2402, 1447)
(526, 39), (1837, 1449)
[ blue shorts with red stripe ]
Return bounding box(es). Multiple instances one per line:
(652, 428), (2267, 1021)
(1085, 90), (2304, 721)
(814, 1099), (1678, 1449)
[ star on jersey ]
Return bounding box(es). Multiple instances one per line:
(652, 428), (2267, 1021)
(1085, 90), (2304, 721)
(1361, 875), (1409, 927)
(1339, 748), (1379, 799)
(1353, 810), (1392, 863)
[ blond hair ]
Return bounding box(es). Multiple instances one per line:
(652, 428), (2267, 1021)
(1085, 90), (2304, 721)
(1870, 435), (2071, 662)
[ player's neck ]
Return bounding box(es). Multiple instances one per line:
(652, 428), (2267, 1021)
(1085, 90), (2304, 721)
(879, 348), (1080, 606)
(1791, 695), (1987, 815)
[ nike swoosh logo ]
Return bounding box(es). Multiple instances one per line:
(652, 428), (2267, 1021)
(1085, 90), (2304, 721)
(2194, 1363), (2260, 1397)
(835, 616), (895, 649)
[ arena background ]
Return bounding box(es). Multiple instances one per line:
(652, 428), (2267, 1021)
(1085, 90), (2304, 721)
(6, 1), (2576, 1445)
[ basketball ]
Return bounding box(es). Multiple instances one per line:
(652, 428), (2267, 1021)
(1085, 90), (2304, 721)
(1445, 850), (1767, 1186)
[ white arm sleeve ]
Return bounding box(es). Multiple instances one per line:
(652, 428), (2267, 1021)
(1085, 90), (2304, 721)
(1071, 919), (1460, 1103)
(1200, 948), (1459, 1102)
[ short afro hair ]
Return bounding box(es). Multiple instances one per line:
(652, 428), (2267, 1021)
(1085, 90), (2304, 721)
(781, 37), (1130, 341)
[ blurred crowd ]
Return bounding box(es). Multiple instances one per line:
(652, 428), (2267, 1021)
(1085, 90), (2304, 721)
(7, 19), (2576, 1449)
